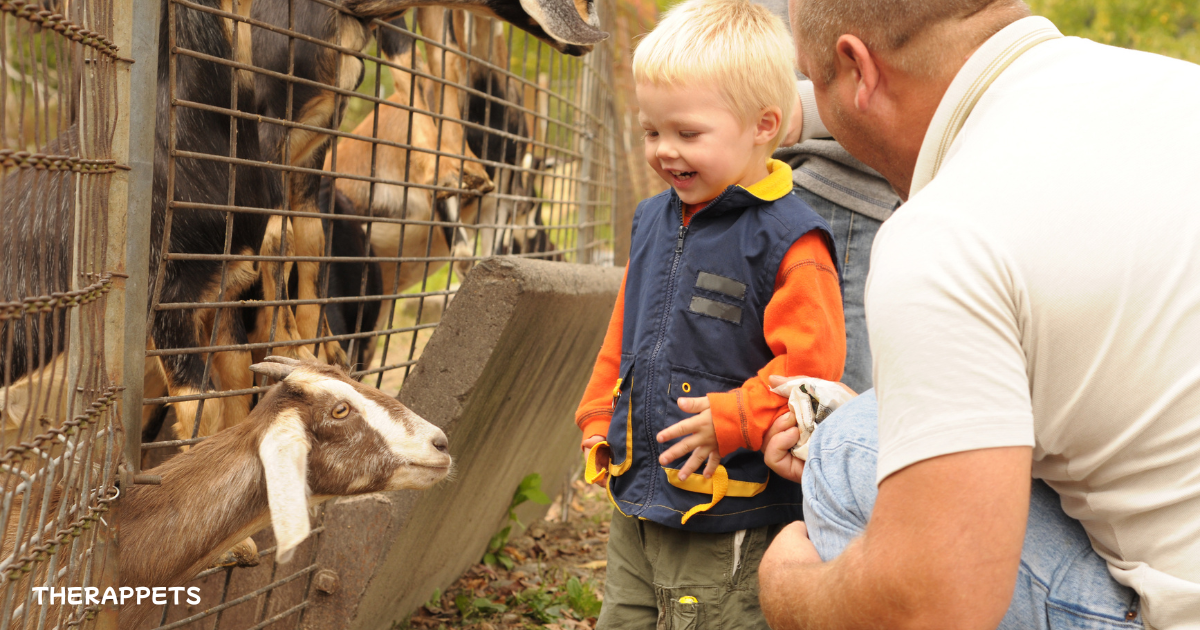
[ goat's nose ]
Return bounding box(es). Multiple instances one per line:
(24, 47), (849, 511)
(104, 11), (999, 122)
(432, 432), (449, 454)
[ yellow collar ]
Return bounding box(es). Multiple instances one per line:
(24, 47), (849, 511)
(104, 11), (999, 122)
(738, 159), (793, 202)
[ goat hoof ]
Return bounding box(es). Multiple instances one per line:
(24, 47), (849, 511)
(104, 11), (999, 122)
(322, 341), (349, 370)
(212, 537), (260, 568)
(463, 172), (494, 194)
(452, 259), (474, 283)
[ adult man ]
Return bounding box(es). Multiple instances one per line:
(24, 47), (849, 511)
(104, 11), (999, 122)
(757, 1), (1200, 629)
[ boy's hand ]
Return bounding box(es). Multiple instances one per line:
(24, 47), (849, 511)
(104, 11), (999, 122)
(762, 411), (805, 483)
(582, 435), (610, 487)
(657, 396), (721, 481)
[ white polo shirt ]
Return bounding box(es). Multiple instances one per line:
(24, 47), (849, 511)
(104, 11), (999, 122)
(863, 17), (1200, 629)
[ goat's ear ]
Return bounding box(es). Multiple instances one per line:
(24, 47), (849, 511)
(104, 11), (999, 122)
(249, 356), (299, 382)
(518, 0), (607, 46)
(258, 411), (312, 564)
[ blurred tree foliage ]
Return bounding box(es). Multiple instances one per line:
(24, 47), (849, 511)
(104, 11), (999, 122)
(654, 0), (1200, 63)
(1028, 0), (1200, 63)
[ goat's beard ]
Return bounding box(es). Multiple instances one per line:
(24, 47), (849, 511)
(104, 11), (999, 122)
(387, 461), (453, 490)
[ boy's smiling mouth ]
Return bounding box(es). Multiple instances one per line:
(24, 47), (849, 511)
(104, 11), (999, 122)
(667, 169), (697, 184)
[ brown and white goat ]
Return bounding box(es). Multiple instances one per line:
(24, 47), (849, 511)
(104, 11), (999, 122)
(149, 357), (448, 627)
(3, 358), (449, 628)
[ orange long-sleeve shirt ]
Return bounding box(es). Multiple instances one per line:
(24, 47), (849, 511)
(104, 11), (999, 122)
(575, 224), (846, 457)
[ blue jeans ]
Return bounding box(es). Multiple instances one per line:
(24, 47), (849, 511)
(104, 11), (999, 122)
(792, 188), (879, 394)
(801, 391), (1145, 629)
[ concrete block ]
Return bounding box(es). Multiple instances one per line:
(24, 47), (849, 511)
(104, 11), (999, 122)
(302, 257), (622, 630)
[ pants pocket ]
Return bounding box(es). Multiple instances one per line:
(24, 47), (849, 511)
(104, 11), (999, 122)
(1045, 546), (1143, 629)
(655, 587), (720, 630)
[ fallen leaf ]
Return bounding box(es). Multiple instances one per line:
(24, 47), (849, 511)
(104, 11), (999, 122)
(504, 546), (526, 564)
(576, 560), (607, 570)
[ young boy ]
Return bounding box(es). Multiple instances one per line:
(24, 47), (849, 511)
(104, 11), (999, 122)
(574, 0), (846, 626)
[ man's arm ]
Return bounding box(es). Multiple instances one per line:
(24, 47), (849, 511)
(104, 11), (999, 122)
(759, 445), (1032, 630)
(781, 80), (832, 146)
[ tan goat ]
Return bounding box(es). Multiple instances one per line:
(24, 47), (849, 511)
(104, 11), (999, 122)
(327, 16), (494, 334)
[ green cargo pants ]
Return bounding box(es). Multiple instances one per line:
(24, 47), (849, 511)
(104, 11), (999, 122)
(597, 509), (784, 630)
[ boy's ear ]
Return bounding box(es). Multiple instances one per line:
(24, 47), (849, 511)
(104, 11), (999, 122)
(754, 106), (784, 147)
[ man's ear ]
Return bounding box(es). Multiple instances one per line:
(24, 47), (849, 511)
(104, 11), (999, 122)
(834, 34), (881, 112)
(754, 106), (784, 147)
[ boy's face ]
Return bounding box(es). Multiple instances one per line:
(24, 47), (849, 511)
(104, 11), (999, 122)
(637, 81), (769, 206)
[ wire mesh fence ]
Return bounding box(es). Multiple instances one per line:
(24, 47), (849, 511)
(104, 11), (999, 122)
(0, 0), (623, 623)
(0, 0), (125, 627)
(133, 0), (622, 627)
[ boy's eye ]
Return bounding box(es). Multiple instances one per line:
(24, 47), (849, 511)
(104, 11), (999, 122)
(679, 131), (699, 139)
(643, 130), (658, 139)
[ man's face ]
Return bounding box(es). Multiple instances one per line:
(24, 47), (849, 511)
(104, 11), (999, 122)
(791, 0), (912, 196)
(636, 81), (765, 206)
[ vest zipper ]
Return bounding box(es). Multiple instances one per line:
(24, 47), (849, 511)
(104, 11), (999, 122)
(641, 188), (732, 514)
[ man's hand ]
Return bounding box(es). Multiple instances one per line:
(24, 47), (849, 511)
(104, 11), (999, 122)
(763, 411), (806, 482)
(781, 90), (806, 147)
(582, 435), (610, 487)
(758, 447), (1033, 630)
(656, 396), (721, 481)
(759, 521), (828, 630)
(765, 521), (823, 566)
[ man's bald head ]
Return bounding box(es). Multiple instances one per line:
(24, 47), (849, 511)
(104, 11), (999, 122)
(792, 0), (1030, 83)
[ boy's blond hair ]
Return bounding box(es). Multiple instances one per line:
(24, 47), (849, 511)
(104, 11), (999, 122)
(633, 0), (796, 152)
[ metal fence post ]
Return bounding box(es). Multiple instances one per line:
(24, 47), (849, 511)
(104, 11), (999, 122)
(120, 0), (163, 479)
(93, 0), (157, 625)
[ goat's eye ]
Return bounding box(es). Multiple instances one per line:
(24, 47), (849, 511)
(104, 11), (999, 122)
(332, 402), (350, 419)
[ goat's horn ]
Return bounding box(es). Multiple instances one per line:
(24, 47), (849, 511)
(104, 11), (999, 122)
(519, 0), (608, 46)
(262, 355), (303, 365)
(249, 358), (298, 382)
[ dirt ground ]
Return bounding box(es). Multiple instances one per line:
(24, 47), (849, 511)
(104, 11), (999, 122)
(395, 478), (613, 630)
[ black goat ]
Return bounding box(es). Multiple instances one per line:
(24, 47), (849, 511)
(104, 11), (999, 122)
(246, 0), (603, 367)
(312, 179), (382, 371)
(141, 0), (281, 441)
(4, 0), (601, 444)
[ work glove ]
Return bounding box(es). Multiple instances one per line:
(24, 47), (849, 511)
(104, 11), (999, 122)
(770, 377), (855, 460)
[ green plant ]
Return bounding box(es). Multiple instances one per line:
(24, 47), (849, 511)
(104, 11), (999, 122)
(510, 577), (602, 623)
(482, 473), (551, 569)
(515, 586), (566, 623)
(1028, 0), (1200, 64)
(565, 577), (603, 619)
(455, 593), (509, 619)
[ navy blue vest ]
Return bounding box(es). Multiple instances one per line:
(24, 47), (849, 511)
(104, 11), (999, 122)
(605, 173), (837, 533)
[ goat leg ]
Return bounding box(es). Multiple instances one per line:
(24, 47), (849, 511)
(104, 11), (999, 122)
(436, 195), (476, 282)
(250, 214), (319, 363)
(162, 257), (261, 448)
(211, 536), (260, 568)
